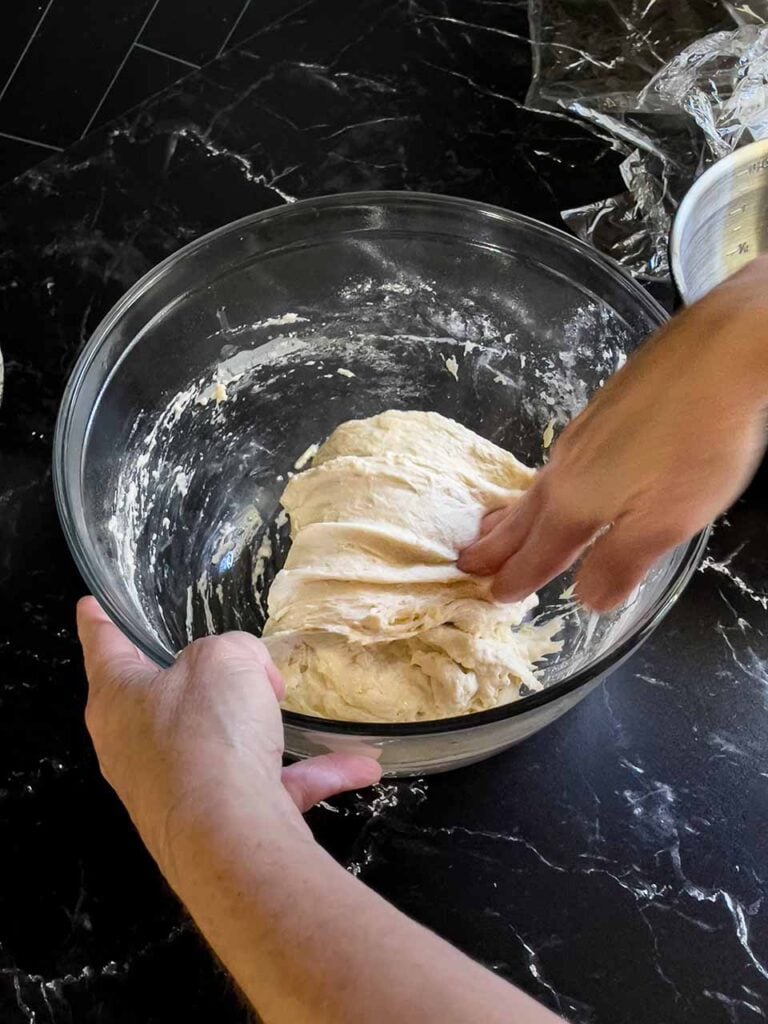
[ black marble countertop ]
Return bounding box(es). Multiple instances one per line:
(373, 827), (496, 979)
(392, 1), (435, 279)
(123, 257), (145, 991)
(2, 2), (768, 1022)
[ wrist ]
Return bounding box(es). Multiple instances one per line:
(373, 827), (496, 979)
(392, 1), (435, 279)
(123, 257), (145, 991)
(723, 253), (768, 312)
(720, 305), (768, 405)
(689, 272), (768, 406)
(139, 773), (313, 889)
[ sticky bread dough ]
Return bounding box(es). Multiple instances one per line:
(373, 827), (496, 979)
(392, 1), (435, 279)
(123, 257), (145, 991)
(262, 410), (561, 723)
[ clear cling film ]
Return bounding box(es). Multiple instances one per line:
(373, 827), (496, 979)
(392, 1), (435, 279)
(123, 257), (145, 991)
(526, 0), (768, 278)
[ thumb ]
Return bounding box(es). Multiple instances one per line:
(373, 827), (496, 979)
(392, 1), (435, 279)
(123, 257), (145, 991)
(282, 754), (382, 813)
(77, 596), (157, 692)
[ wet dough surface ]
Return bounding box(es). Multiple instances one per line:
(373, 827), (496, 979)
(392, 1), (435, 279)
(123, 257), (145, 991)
(262, 410), (560, 723)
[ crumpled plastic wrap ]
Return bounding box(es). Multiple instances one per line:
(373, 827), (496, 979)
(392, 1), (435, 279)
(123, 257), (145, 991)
(527, 0), (768, 278)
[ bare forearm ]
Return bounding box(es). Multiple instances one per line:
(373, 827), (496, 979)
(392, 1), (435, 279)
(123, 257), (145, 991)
(78, 593), (560, 1022)
(160, 789), (562, 1024)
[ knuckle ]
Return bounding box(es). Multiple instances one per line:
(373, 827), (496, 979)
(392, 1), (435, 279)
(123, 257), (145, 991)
(653, 528), (689, 551)
(537, 471), (583, 517)
(184, 634), (220, 654)
(641, 519), (697, 552)
(669, 514), (704, 543)
(221, 630), (268, 657)
(178, 634), (227, 669)
(628, 505), (704, 550)
(545, 496), (599, 539)
(215, 631), (272, 671)
(178, 631), (270, 676)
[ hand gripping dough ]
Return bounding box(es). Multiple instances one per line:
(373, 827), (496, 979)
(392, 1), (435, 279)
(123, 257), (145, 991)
(262, 410), (560, 723)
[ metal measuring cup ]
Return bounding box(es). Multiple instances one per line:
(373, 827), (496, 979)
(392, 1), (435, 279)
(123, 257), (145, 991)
(670, 138), (768, 304)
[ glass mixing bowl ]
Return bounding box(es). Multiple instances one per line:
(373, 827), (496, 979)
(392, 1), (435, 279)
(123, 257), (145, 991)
(54, 192), (706, 776)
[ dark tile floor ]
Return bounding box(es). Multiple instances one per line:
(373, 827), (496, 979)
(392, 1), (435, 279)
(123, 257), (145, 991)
(0, 0), (303, 184)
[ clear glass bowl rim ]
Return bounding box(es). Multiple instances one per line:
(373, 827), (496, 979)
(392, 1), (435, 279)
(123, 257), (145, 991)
(54, 189), (709, 737)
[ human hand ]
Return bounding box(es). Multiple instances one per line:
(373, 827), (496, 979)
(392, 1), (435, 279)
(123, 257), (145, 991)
(459, 256), (768, 611)
(77, 597), (381, 867)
